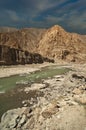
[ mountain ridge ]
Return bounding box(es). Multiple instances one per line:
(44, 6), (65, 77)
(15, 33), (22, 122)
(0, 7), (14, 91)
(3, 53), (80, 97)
(0, 25), (86, 63)
(38, 25), (86, 62)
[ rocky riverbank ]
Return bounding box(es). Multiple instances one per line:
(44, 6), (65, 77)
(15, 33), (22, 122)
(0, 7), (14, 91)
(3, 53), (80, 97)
(0, 63), (86, 130)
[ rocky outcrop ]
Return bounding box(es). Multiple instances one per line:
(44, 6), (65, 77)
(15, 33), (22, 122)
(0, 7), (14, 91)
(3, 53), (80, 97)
(0, 45), (54, 65)
(38, 25), (86, 62)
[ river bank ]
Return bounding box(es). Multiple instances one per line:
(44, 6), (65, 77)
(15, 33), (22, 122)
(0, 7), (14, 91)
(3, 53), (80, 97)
(0, 62), (86, 130)
(0, 63), (52, 78)
(0, 62), (70, 120)
(0, 62), (86, 78)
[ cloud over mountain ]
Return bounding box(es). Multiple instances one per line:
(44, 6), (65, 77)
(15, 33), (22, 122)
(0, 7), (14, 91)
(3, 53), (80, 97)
(0, 0), (86, 34)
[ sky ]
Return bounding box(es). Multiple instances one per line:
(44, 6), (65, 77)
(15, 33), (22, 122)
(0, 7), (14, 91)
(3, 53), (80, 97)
(0, 0), (86, 34)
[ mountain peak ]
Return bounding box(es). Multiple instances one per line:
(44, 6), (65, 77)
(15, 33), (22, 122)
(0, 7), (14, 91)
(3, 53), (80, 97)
(45, 25), (66, 39)
(51, 25), (64, 30)
(38, 25), (86, 62)
(49, 25), (65, 32)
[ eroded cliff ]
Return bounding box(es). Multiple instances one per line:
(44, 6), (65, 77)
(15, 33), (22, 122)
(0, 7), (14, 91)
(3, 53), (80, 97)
(0, 45), (54, 65)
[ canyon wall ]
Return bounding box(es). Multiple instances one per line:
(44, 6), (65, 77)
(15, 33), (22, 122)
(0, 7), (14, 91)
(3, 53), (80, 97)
(0, 45), (54, 65)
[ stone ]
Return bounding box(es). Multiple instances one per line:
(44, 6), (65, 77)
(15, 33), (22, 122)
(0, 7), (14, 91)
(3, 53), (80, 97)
(23, 104), (28, 107)
(24, 83), (46, 91)
(0, 44), (54, 65)
(0, 108), (28, 130)
(79, 85), (86, 90)
(17, 114), (27, 128)
(74, 94), (86, 105)
(41, 101), (59, 118)
(72, 88), (82, 95)
(8, 114), (19, 128)
(16, 80), (29, 86)
(1, 113), (19, 129)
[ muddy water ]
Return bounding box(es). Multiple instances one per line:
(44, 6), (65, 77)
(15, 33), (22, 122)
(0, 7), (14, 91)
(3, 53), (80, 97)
(0, 66), (70, 119)
(0, 86), (43, 120)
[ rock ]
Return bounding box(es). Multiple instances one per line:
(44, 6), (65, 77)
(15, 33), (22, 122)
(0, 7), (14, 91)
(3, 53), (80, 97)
(74, 94), (86, 105)
(0, 45), (54, 65)
(16, 80), (29, 85)
(0, 90), (5, 93)
(72, 88), (82, 95)
(63, 72), (86, 92)
(23, 104), (28, 107)
(1, 113), (19, 129)
(79, 85), (86, 91)
(61, 50), (70, 60)
(22, 100), (26, 104)
(41, 100), (59, 118)
(0, 108), (28, 130)
(24, 83), (46, 92)
(17, 114), (27, 128)
(72, 74), (86, 82)
(66, 101), (78, 106)
(84, 127), (86, 130)
(8, 114), (19, 128)
(22, 100), (28, 107)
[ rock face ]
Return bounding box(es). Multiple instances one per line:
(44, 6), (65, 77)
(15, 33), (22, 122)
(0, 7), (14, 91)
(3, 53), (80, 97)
(0, 45), (54, 65)
(38, 25), (86, 62)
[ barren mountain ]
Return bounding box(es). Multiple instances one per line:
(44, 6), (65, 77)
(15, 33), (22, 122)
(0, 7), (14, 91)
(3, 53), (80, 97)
(0, 25), (86, 63)
(0, 28), (46, 52)
(0, 27), (18, 33)
(38, 25), (86, 62)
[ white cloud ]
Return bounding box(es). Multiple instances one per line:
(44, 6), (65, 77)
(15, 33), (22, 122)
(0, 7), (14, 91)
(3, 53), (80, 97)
(20, 0), (68, 19)
(0, 0), (86, 33)
(6, 10), (20, 22)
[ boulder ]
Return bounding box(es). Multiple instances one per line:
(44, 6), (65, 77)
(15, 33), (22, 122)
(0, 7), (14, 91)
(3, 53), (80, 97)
(41, 100), (59, 118)
(0, 108), (27, 130)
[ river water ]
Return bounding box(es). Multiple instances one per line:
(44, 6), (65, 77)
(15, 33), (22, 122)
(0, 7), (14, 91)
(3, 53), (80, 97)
(0, 66), (70, 119)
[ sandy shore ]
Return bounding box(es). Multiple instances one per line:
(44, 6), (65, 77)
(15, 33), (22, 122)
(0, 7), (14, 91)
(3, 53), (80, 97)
(0, 62), (86, 78)
(0, 63), (55, 78)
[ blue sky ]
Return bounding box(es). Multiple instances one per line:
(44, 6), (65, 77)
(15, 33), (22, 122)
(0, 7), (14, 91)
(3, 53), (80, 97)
(0, 0), (86, 34)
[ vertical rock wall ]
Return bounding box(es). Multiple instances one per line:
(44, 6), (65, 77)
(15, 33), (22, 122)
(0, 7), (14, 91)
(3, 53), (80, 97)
(0, 45), (54, 65)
